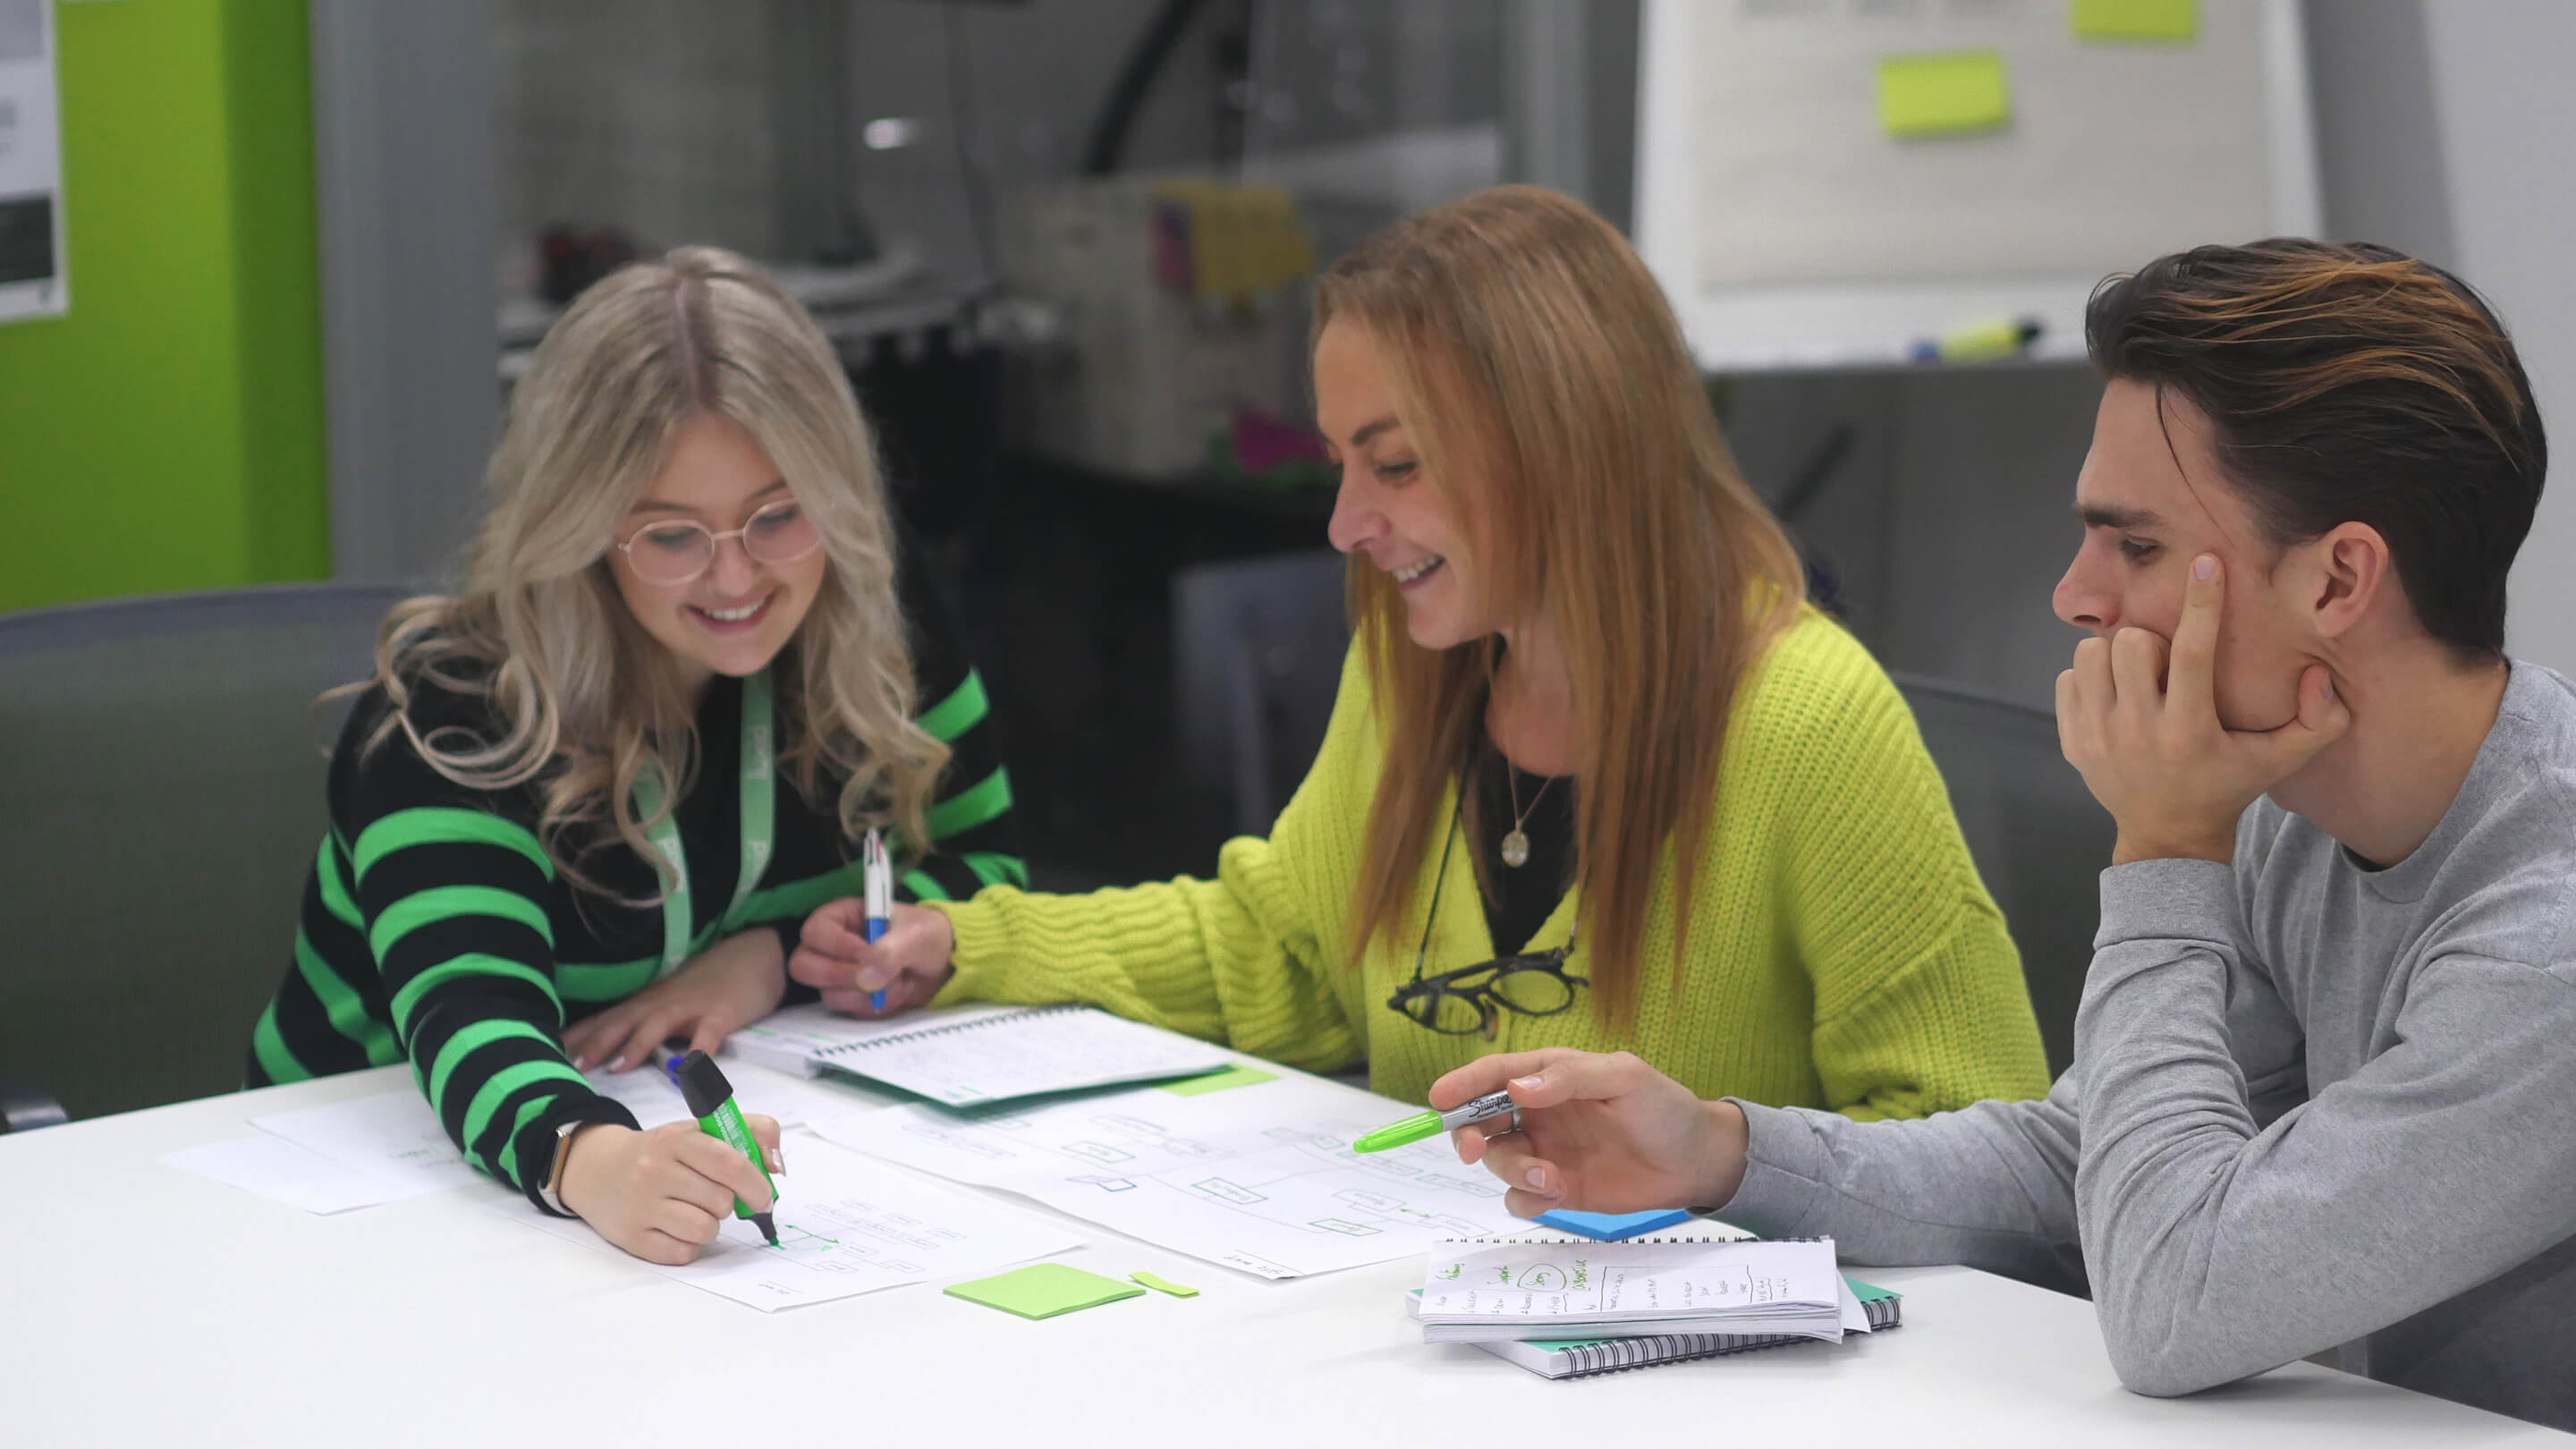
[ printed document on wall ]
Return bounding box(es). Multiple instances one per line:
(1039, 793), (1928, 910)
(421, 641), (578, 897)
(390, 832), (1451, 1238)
(0, 0), (65, 322)
(813, 1065), (1526, 1279)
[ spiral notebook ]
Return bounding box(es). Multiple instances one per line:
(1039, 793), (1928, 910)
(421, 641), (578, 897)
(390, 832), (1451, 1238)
(730, 1002), (1232, 1106)
(1473, 1278), (1902, 1379)
(1415, 1234), (1847, 1344)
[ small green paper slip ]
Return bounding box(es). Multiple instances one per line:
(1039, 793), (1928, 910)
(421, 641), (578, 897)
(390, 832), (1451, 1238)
(2072, 0), (2196, 42)
(945, 1262), (1145, 1320)
(1157, 1063), (1276, 1097)
(1131, 1271), (1199, 1298)
(1877, 49), (2012, 138)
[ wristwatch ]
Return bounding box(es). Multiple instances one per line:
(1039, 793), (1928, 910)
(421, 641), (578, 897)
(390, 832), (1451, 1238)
(541, 1118), (586, 1216)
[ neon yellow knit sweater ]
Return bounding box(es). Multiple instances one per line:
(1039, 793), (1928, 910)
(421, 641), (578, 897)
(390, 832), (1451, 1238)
(928, 606), (2051, 1117)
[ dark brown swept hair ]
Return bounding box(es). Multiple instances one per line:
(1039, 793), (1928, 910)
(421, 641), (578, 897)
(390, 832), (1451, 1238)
(2086, 238), (2546, 657)
(1316, 185), (1806, 1026)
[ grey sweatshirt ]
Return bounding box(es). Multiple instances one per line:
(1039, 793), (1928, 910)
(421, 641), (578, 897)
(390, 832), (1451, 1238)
(1718, 661), (2576, 1431)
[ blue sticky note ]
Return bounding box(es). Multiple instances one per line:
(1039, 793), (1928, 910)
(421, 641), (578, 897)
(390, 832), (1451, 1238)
(1533, 1208), (1694, 1241)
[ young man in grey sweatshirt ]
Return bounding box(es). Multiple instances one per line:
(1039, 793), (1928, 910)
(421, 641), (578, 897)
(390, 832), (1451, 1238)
(1428, 241), (2572, 1432)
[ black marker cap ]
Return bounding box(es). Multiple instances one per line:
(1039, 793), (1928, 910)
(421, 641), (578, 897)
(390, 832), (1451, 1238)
(674, 1049), (734, 1119)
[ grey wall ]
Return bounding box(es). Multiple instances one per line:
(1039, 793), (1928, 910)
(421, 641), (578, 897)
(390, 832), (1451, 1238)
(492, 0), (786, 260)
(1726, 364), (2100, 708)
(310, 0), (500, 586)
(2418, 0), (2576, 672)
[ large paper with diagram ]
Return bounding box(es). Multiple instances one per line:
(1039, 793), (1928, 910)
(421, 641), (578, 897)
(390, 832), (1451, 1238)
(810, 1064), (1524, 1278)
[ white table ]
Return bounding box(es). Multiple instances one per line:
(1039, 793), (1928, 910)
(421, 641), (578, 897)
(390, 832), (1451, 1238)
(4, 1062), (2563, 1448)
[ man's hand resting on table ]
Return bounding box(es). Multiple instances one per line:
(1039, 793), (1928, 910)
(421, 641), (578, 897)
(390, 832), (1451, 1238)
(1431, 1048), (1750, 1218)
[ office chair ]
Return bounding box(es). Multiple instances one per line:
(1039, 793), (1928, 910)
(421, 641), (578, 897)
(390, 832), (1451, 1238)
(1892, 673), (2112, 1077)
(0, 582), (415, 1120)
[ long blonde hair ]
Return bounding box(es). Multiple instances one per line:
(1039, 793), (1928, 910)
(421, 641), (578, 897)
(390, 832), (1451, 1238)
(1321, 186), (1806, 1025)
(367, 246), (947, 898)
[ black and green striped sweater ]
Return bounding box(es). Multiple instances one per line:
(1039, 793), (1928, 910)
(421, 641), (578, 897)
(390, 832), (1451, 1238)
(244, 594), (1019, 1213)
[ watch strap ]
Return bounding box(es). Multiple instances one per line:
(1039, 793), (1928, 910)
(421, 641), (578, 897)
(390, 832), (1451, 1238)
(540, 1118), (585, 1217)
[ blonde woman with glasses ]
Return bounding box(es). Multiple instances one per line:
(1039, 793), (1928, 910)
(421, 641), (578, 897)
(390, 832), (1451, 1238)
(245, 248), (1020, 1265)
(794, 187), (2048, 1125)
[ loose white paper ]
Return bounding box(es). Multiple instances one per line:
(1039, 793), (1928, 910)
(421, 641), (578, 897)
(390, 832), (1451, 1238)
(161, 1134), (436, 1215)
(250, 1091), (484, 1196)
(813, 1069), (1524, 1279)
(491, 1131), (1083, 1311)
(244, 1070), (852, 1200)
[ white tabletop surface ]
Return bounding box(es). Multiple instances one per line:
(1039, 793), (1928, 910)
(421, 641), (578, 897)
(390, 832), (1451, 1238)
(3, 1061), (2564, 1448)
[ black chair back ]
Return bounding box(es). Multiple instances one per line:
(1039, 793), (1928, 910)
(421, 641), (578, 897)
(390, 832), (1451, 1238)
(0, 584), (414, 1117)
(1893, 673), (2111, 1077)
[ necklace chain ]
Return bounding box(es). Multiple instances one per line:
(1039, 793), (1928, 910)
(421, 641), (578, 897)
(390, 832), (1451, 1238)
(1500, 757), (1553, 869)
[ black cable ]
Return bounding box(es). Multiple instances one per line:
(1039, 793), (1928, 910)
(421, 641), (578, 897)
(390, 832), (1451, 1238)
(1773, 421), (1860, 528)
(1081, 0), (1214, 175)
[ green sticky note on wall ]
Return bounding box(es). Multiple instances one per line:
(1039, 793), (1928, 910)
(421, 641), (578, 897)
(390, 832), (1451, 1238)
(1877, 50), (2012, 138)
(945, 1262), (1145, 1320)
(2072, 0), (2197, 42)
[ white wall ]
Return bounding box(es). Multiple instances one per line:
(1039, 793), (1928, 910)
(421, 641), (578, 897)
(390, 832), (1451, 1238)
(2417, 0), (2576, 671)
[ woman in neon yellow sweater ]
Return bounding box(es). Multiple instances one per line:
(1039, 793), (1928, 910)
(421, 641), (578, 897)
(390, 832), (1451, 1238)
(792, 186), (2049, 1115)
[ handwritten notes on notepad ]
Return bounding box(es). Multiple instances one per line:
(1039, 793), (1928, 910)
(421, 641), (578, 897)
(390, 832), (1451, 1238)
(495, 1133), (1081, 1311)
(813, 1069), (1523, 1278)
(1416, 1237), (1846, 1344)
(1877, 49), (2012, 138)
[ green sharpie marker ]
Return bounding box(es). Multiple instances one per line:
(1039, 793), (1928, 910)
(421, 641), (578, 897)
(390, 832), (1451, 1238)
(1354, 1089), (1519, 1153)
(672, 1049), (780, 1245)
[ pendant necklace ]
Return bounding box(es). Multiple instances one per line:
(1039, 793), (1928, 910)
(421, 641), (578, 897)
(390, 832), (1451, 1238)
(1500, 762), (1554, 869)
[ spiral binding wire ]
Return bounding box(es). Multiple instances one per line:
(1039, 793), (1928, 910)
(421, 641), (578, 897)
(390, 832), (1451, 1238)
(812, 1002), (1082, 1057)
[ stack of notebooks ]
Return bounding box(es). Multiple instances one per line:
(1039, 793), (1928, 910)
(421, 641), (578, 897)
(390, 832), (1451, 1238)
(1410, 1235), (1902, 1380)
(729, 1002), (1233, 1106)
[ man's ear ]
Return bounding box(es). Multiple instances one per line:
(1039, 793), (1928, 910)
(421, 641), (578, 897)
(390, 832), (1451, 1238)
(2305, 522), (2393, 640)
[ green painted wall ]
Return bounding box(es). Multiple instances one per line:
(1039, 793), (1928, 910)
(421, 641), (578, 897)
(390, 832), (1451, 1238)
(0, 1), (327, 612)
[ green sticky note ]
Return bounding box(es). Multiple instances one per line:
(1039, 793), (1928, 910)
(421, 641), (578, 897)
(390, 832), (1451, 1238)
(1157, 1063), (1277, 1097)
(945, 1262), (1145, 1320)
(2072, 0), (2196, 42)
(1130, 1270), (1199, 1298)
(1877, 49), (2012, 138)
(1846, 1275), (1901, 1304)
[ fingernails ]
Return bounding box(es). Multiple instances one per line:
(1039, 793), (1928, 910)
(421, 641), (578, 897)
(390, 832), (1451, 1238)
(2193, 554), (2216, 580)
(608, 1056), (626, 1072)
(1524, 1165), (1549, 1192)
(2322, 674), (2336, 702)
(1512, 1075), (1543, 1091)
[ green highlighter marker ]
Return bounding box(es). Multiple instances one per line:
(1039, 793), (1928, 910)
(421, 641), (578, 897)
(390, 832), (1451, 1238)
(1354, 1089), (1519, 1153)
(672, 1049), (780, 1245)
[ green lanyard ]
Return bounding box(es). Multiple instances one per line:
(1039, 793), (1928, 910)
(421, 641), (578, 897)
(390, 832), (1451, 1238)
(631, 670), (775, 979)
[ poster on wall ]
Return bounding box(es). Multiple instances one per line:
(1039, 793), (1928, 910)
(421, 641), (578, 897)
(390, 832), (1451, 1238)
(0, 0), (64, 324)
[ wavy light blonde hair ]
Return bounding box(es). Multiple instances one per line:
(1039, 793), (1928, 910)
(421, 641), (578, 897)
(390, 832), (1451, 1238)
(365, 246), (947, 898)
(1319, 186), (1807, 1025)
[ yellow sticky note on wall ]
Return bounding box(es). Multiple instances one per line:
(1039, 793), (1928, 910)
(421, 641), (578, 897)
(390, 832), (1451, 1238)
(1877, 50), (2012, 138)
(2072, 0), (2197, 42)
